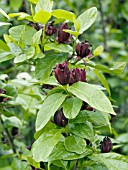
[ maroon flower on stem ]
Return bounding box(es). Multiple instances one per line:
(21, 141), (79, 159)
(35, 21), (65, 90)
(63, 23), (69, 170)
(54, 61), (70, 85)
(0, 88), (8, 103)
(56, 23), (71, 43)
(54, 109), (68, 127)
(76, 41), (92, 58)
(100, 137), (113, 153)
(69, 68), (86, 85)
(11, 127), (18, 136)
(45, 22), (57, 36)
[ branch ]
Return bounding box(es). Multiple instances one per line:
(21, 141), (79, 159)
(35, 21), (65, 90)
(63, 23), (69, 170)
(0, 117), (16, 154)
(73, 159), (78, 170)
(98, 0), (108, 52)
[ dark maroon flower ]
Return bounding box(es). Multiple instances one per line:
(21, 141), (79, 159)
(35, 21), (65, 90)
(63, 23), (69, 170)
(100, 137), (113, 153)
(0, 88), (7, 103)
(11, 127), (18, 136)
(28, 22), (41, 31)
(56, 23), (71, 43)
(69, 68), (86, 85)
(54, 61), (70, 85)
(54, 110), (68, 127)
(76, 41), (92, 58)
(85, 106), (94, 111)
(40, 162), (45, 169)
(26, 146), (31, 150)
(45, 22), (57, 36)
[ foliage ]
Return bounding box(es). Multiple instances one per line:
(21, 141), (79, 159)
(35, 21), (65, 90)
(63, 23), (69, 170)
(0, 0), (127, 170)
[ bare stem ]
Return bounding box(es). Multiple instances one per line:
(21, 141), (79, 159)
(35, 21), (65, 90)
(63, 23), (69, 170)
(99, 0), (108, 52)
(73, 159), (78, 170)
(0, 117), (16, 154)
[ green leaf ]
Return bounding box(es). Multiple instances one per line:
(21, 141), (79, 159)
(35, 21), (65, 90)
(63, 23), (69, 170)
(1, 115), (22, 127)
(29, 0), (39, 4)
(0, 8), (10, 19)
(32, 129), (61, 162)
(48, 142), (92, 161)
(4, 84), (18, 98)
(35, 53), (67, 80)
(0, 40), (10, 52)
(14, 46), (35, 63)
(52, 9), (76, 22)
(9, 25), (37, 45)
(8, 43), (22, 55)
(33, 9), (51, 24)
(63, 29), (80, 37)
(10, 0), (22, 10)
(11, 158), (29, 170)
(35, 0), (53, 13)
(93, 45), (104, 56)
(94, 69), (111, 96)
(0, 22), (11, 26)
(90, 153), (128, 170)
(67, 82), (116, 115)
(9, 12), (33, 22)
(45, 43), (73, 53)
(14, 54), (27, 63)
(70, 110), (111, 130)
(63, 97), (82, 119)
(0, 52), (14, 63)
(69, 121), (94, 141)
(87, 61), (126, 75)
(36, 93), (67, 131)
(31, 29), (42, 46)
(64, 135), (86, 154)
(75, 7), (97, 33)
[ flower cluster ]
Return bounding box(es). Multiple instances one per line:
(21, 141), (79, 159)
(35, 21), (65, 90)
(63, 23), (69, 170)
(54, 61), (86, 85)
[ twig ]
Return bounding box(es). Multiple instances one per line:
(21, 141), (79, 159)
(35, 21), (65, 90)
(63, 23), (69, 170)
(73, 159), (78, 170)
(0, 117), (16, 154)
(98, 0), (108, 52)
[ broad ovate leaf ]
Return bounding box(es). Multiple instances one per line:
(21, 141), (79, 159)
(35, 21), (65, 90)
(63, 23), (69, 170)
(67, 82), (116, 115)
(63, 97), (82, 119)
(32, 129), (61, 162)
(75, 7), (97, 34)
(36, 93), (67, 131)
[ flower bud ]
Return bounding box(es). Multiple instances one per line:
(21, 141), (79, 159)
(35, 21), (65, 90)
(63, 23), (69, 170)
(56, 23), (71, 43)
(54, 61), (70, 85)
(26, 146), (31, 150)
(69, 68), (86, 85)
(11, 127), (18, 136)
(0, 88), (6, 103)
(54, 110), (68, 127)
(100, 137), (113, 153)
(85, 106), (94, 111)
(45, 22), (57, 36)
(76, 41), (92, 58)
(40, 162), (45, 169)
